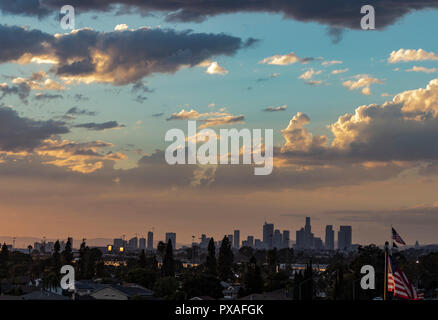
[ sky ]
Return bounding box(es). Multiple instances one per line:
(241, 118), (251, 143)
(1, 1), (438, 247)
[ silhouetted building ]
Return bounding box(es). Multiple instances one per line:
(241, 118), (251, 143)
(295, 217), (314, 249)
(234, 230), (240, 249)
(282, 230), (290, 248)
(263, 222), (274, 249)
(147, 231), (153, 250)
(165, 232), (176, 249)
(338, 226), (352, 251)
(325, 225), (334, 251)
(128, 237), (138, 250)
(139, 237), (146, 249)
(273, 229), (282, 249)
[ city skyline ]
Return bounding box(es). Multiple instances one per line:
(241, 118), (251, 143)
(3, 217), (430, 250)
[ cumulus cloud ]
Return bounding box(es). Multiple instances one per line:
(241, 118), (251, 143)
(0, 25), (256, 85)
(331, 68), (349, 74)
(259, 51), (314, 66)
(12, 71), (65, 91)
(299, 68), (322, 80)
(35, 139), (127, 173)
(342, 74), (383, 95)
(198, 60), (228, 75)
(406, 66), (438, 74)
(280, 78), (438, 165)
(166, 108), (244, 128)
(264, 105), (287, 112)
(388, 49), (438, 63)
(322, 60), (343, 66)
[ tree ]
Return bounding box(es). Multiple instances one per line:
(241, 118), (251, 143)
(126, 268), (158, 289)
(157, 241), (166, 259)
(61, 238), (73, 265)
(139, 249), (147, 268)
(205, 238), (217, 276)
(27, 245), (33, 255)
(218, 236), (234, 281)
(52, 240), (61, 272)
(162, 239), (175, 277)
(182, 270), (223, 299)
(241, 256), (264, 296)
(266, 248), (278, 272)
(153, 276), (179, 300)
(0, 243), (9, 279)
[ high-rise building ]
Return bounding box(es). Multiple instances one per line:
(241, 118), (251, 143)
(165, 232), (176, 249)
(295, 217), (314, 249)
(254, 239), (263, 249)
(139, 237), (146, 249)
(227, 234), (233, 245)
(273, 229), (282, 249)
(325, 225), (334, 251)
(338, 226), (352, 251)
(147, 231), (154, 250)
(233, 230), (240, 249)
(282, 230), (290, 248)
(263, 222), (274, 249)
(128, 237), (138, 250)
(247, 236), (254, 248)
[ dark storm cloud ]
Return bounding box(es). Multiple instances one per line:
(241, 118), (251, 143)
(0, 106), (69, 151)
(2, 0), (438, 30)
(73, 121), (125, 130)
(0, 25), (52, 63)
(0, 25), (256, 85)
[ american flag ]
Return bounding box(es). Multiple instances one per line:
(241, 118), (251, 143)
(388, 255), (424, 300)
(392, 227), (406, 245)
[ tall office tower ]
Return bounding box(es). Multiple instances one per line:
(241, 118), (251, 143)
(263, 222), (274, 249)
(147, 231), (154, 250)
(305, 217), (311, 234)
(254, 239), (263, 249)
(338, 226), (352, 251)
(273, 229), (282, 248)
(128, 237), (138, 250)
(295, 217), (314, 249)
(227, 234), (233, 245)
(282, 230), (290, 248)
(325, 225), (334, 251)
(234, 230), (240, 249)
(165, 232), (177, 249)
(247, 236), (254, 248)
(139, 237), (146, 249)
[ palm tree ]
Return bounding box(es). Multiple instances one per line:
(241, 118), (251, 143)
(28, 245), (33, 255)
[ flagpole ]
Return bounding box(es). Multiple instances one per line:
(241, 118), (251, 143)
(384, 241), (389, 300)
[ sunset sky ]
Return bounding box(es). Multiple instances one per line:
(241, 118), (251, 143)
(1, 1), (438, 247)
